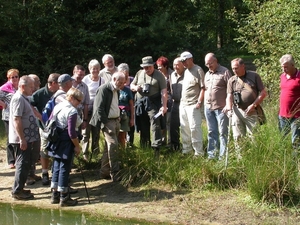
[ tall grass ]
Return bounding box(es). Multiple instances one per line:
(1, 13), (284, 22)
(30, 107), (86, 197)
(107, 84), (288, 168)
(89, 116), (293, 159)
(119, 102), (300, 207)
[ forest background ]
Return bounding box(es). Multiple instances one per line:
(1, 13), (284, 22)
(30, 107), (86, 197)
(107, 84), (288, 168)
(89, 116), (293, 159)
(0, 0), (297, 99)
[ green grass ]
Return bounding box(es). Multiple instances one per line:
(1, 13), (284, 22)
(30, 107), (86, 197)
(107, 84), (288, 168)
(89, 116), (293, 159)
(2, 102), (299, 208)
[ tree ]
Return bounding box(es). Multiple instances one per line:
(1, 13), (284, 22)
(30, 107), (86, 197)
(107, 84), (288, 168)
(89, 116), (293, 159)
(235, 0), (300, 98)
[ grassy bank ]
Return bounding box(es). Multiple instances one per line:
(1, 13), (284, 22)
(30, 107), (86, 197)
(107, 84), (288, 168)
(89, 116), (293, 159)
(111, 101), (300, 208)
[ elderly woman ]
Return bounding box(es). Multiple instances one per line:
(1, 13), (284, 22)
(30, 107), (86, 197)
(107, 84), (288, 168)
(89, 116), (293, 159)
(0, 69), (20, 169)
(47, 87), (83, 207)
(117, 63), (134, 149)
(82, 59), (105, 161)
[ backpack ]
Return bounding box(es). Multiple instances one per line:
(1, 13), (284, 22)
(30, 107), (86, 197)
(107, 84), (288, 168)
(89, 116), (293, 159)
(42, 92), (64, 123)
(42, 108), (62, 143)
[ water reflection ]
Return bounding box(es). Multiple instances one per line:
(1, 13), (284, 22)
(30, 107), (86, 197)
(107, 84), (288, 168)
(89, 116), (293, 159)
(0, 203), (151, 225)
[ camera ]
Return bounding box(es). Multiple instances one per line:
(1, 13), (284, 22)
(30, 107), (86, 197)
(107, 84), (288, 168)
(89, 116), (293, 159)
(233, 92), (241, 105)
(142, 83), (150, 94)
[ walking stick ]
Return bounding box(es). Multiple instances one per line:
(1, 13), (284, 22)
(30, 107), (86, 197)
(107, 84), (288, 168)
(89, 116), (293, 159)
(225, 114), (232, 170)
(78, 160), (91, 204)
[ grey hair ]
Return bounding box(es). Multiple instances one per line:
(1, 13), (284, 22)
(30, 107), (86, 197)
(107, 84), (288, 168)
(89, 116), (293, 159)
(18, 75), (34, 87)
(112, 71), (125, 81)
(279, 54), (295, 65)
(88, 59), (101, 71)
(117, 63), (129, 72)
(102, 54), (114, 64)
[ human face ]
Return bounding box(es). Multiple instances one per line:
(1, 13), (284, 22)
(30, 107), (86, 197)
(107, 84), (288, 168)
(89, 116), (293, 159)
(90, 66), (100, 77)
(231, 61), (245, 77)
(143, 65), (155, 76)
(173, 60), (184, 76)
(157, 63), (167, 75)
(65, 80), (73, 91)
(114, 76), (126, 90)
(281, 62), (295, 75)
(205, 57), (218, 72)
(73, 68), (85, 82)
(181, 58), (192, 69)
(103, 57), (115, 70)
(9, 72), (19, 87)
(70, 95), (82, 108)
(23, 80), (34, 96)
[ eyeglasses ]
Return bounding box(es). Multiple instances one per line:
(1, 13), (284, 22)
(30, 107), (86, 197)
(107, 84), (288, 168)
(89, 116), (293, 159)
(10, 76), (19, 79)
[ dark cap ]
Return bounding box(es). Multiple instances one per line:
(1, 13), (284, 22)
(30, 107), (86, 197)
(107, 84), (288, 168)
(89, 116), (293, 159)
(58, 74), (74, 83)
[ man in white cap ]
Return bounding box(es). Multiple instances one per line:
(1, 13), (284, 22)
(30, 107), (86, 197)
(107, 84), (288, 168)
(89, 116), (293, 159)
(130, 56), (167, 156)
(180, 51), (205, 157)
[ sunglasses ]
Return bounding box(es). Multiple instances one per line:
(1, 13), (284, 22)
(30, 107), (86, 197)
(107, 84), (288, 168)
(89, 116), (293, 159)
(74, 96), (82, 103)
(10, 76), (19, 79)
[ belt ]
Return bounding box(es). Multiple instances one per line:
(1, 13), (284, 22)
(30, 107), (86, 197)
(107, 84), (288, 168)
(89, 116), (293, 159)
(108, 117), (119, 120)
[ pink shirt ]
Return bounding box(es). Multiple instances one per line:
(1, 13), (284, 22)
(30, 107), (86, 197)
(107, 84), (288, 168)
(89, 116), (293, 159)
(279, 70), (300, 118)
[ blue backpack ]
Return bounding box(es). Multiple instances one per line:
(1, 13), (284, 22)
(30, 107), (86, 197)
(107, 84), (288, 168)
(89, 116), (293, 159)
(42, 92), (64, 123)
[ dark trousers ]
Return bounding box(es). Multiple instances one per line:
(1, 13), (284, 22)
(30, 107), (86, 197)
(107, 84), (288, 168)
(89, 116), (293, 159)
(138, 106), (162, 148)
(170, 102), (181, 150)
(127, 125), (135, 145)
(12, 142), (36, 193)
(4, 120), (15, 165)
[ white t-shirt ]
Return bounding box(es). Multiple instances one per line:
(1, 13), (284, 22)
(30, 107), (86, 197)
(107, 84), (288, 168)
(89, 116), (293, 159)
(82, 74), (105, 112)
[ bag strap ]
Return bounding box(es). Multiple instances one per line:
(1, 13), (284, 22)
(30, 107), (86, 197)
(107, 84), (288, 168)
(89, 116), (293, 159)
(235, 74), (258, 105)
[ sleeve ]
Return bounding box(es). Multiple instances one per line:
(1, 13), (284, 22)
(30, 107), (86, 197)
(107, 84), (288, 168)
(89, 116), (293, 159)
(67, 113), (78, 139)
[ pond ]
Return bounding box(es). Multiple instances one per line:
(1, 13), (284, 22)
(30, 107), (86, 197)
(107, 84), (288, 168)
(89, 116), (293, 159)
(0, 203), (161, 225)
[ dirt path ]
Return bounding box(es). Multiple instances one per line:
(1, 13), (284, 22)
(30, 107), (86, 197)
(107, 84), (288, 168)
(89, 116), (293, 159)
(0, 149), (299, 225)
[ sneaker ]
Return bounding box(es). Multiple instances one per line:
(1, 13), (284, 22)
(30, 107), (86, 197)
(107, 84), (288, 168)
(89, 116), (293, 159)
(42, 173), (50, 186)
(60, 195), (78, 207)
(51, 191), (60, 204)
(26, 177), (35, 186)
(12, 190), (34, 200)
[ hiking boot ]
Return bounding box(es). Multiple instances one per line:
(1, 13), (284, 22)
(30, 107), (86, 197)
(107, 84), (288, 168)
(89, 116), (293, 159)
(51, 191), (60, 204)
(32, 174), (42, 181)
(60, 194), (78, 207)
(42, 173), (50, 185)
(12, 190), (34, 200)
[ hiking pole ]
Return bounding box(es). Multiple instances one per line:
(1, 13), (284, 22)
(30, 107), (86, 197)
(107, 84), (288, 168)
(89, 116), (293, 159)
(77, 160), (91, 204)
(225, 113), (232, 170)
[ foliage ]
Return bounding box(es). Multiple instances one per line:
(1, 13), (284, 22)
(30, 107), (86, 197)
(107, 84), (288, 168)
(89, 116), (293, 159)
(234, 0), (300, 98)
(0, 0), (243, 83)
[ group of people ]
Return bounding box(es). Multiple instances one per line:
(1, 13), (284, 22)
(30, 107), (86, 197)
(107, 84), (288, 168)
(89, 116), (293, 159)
(0, 51), (299, 206)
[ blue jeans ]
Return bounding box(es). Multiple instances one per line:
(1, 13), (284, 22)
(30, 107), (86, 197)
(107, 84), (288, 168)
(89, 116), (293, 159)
(278, 116), (300, 149)
(51, 157), (72, 193)
(204, 107), (229, 159)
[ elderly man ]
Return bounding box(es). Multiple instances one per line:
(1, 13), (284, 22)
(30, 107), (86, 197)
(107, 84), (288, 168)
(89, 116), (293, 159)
(223, 58), (267, 156)
(72, 65), (90, 131)
(90, 72), (126, 181)
(204, 53), (232, 160)
(278, 54), (300, 151)
(10, 76), (40, 200)
(30, 73), (60, 185)
(100, 54), (118, 83)
(130, 56), (168, 156)
(169, 57), (185, 152)
(180, 51), (205, 157)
